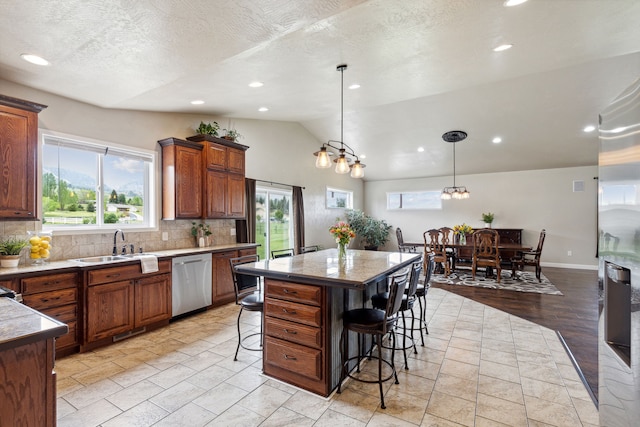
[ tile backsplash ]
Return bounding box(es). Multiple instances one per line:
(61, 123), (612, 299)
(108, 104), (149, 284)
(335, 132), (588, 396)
(0, 219), (237, 264)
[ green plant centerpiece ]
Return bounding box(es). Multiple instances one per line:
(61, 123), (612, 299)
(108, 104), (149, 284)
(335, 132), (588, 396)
(481, 212), (495, 227)
(191, 222), (212, 247)
(222, 128), (243, 141)
(0, 236), (29, 267)
(344, 209), (393, 250)
(196, 121), (220, 137)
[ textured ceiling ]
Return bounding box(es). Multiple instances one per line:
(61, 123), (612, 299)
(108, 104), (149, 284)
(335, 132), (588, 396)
(1, 0), (640, 180)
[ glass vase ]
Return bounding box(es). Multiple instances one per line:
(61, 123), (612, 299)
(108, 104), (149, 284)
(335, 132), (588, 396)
(28, 230), (52, 264)
(338, 242), (347, 260)
(460, 234), (467, 245)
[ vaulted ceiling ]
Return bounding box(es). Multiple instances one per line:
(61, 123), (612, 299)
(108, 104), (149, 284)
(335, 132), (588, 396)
(2, 0), (639, 180)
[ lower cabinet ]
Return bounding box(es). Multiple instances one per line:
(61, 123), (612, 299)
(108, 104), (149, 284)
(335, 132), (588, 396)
(263, 279), (329, 396)
(84, 261), (171, 346)
(21, 271), (79, 356)
(212, 247), (257, 305)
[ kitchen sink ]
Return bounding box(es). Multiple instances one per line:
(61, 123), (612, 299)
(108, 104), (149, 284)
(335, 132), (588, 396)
(71, 255), (130, 263)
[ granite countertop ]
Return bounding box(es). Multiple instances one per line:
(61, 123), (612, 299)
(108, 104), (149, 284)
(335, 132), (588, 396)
(0, 243), (259, 278)
(236, 248), (421, 289)
(0, 297), (68, 351)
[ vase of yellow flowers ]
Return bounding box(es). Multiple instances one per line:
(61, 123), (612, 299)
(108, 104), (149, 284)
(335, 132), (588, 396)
(329, 220), (355, 260)
(453, 223), (473, 245)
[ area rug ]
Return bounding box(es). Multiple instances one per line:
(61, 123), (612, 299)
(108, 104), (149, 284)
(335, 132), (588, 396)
(429, 269), (563, 295)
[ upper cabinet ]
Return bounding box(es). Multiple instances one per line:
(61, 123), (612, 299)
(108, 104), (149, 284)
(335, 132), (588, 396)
(0, 95), (47, 219)
(159, 135), (248, 220)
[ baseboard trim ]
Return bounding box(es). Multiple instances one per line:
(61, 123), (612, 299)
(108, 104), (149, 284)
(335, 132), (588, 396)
(542, 262), (598, 270)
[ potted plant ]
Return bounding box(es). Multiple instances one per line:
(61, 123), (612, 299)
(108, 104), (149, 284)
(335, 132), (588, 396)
(481, 212), (495, 228)
(191, 222), (212, 247)
(196, 121), (220, 137)
(222, 128), (243, 141)
(0, 236), (29, 267)
(345, 209), (393, 250)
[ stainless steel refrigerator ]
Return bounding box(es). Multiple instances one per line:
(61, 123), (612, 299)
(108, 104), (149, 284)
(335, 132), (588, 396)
(598, 76), (640, 426)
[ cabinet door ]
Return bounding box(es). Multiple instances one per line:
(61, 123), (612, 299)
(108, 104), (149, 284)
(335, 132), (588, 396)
(175, 145), (203, 218)
(134, 273), (171, 327)
(205, 170), (227, 218)
(227, 174), (245, 218)
(87, 280), (134, 342)
(205, 142), (227, 170)
(0, 105), (37, 218)
(227, 148), (245, 174)
(212, 250), (238, 304)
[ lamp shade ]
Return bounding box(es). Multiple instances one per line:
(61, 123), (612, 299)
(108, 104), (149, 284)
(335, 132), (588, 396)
(350, 160), (365, 178)
(335, 155), (350, 174)
(315, 147), (332, 168)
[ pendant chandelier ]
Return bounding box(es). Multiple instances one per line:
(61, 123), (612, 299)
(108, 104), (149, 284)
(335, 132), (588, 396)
(441, 130), (470, 200)
(313, 64), (365, 179)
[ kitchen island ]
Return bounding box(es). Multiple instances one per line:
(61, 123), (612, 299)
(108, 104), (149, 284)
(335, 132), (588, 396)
(235, 248), (421, 396)
(0, 297), (68, 426)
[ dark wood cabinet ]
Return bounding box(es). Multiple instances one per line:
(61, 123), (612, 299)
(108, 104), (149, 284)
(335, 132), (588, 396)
(455, 228), (522, 267)
(160, 135), (248, 219)
(84, 260), (171, 347)
(263, 278), (328, 396)
(0, 95), (46, 219)
(212, 250), (237, 305)
(21, 271), (79, 356)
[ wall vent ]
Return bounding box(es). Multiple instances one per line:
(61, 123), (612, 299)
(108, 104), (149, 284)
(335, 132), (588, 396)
(573, 180), (585, 192)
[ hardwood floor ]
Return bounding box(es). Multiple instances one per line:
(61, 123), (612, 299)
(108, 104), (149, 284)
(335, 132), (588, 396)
(430, 266), (600, 402)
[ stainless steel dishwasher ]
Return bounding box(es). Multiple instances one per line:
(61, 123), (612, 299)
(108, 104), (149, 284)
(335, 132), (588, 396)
(171, 253), (212, 317)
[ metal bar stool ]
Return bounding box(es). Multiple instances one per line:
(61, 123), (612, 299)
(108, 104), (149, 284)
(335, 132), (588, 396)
(371, 258), (423, 370)
(337, 269), (409, 409)
(229, 254), (263, 361)
(409, 252), (435, 346)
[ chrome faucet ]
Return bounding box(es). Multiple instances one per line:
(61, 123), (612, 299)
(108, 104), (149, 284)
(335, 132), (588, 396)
(113, 229), (125, 256)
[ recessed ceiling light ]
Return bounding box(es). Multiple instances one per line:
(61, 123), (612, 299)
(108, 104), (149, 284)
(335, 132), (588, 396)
(21, 53), (49, 66)
(417, 147), (425, 152)
(360, 154), (366, 159)
(493, 44), (513, 52)
(583, 125), (596, 132)
(504, 0), (528, 6)
(190, 100), (205, 105)
(248, 81), (264, 88)
(348, 84), (360, 90)
(492, 137), (502, 144)
(258, 107), (269, 112)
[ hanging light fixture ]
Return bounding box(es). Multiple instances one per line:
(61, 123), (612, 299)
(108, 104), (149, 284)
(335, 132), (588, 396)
(313, 64), (366, 178)
(441, 130), (470, 200)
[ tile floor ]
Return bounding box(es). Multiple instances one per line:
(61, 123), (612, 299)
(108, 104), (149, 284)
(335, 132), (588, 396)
(55, 288), (599, 426)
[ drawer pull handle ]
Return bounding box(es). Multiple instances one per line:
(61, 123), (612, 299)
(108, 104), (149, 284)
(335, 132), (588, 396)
(284, 354), (297, 360)
(44, 281), (61, 286)
(284, 329), (297, 335)
(282, 308), (296, 315)
(106, 273), (121, 278)
(283, 289), (297, 295)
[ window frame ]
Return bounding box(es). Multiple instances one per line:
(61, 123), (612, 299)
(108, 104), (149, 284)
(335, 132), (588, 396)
(386, 190), (443, 210)
(39, 130), (157, 233)
(326, 186), (353, 209)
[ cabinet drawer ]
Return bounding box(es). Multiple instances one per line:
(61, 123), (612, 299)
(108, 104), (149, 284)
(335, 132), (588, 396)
(21, 272), (78, 294)
(39, 303), (77, 323)
(56, 321), (77, 349)
(22, 287), (77, 311)
(264, 336), (322, 382)
(265, 316), (322, 349)
(265, 280), (322, 306)
(87, 260), (170, 285)
(265, 298), (322, 327)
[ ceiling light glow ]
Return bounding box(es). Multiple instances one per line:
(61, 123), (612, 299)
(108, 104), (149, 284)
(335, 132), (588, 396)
(493, 44), (513, 52)
(418, 147), (425, 152)
(492, 137), (502, 144)
(258, 107), (269, 112)
(248, 81), (264, 88)
(348, 84), (360, 90)
(190, 100), (205, 105)
(21, 53), (49, 66)
(583, 125), (596, 132)
(504, 0), (528, 6)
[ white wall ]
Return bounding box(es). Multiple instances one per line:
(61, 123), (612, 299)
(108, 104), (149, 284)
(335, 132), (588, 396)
(364, 166), (598, 269)
(1, 79), (363, 252)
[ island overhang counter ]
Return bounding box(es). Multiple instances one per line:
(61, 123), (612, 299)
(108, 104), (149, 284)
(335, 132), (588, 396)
(235, 249), (421, 396)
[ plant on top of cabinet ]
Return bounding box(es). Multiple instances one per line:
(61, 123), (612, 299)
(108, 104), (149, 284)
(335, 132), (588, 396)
(222, 128), (243, 141)
(481, 212), (494, 227)
(196, 121), (220, 137)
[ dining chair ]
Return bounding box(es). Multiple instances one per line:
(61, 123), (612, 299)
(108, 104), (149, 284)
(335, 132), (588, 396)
(299, 245), (319, 253)
(424, 229), (451, 276)
(229, 254), (264, 361)
(511, 229), (546, 281)
(396, 227), (417, 253)
(471, 229), (501, 282)
(271, 248), (294, 259)
(438, 226), (457, 269)
(337, 269), (409, 409)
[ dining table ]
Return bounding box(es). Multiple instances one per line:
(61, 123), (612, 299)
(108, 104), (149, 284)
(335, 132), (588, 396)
(235, 248), (421, 397)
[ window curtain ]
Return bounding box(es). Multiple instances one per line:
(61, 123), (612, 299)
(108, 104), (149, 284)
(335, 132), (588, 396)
(236, 178), (256, 243)
(293, 186), (305, 254)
